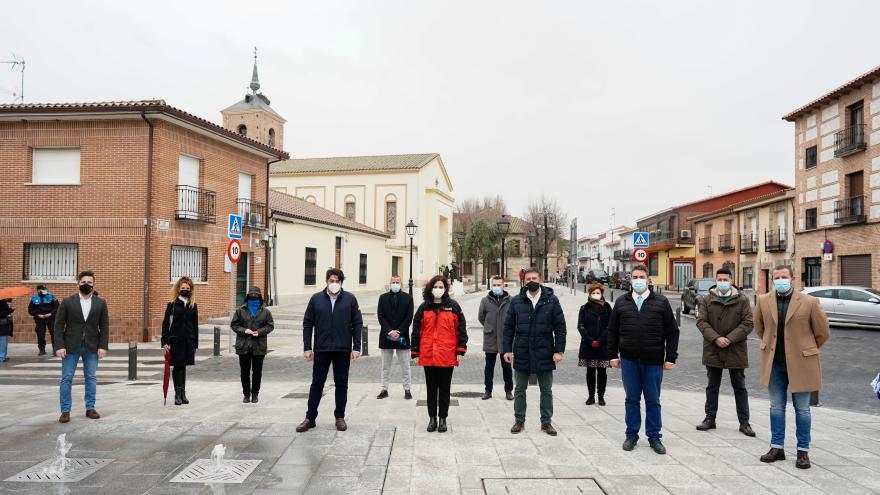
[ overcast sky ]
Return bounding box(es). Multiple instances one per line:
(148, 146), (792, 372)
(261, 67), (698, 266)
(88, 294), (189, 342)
(3, 0), (879, 235)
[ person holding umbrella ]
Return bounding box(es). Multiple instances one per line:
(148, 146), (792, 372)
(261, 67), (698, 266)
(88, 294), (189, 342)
(232, 287), (274, 404)
(161, 277), (199, 406)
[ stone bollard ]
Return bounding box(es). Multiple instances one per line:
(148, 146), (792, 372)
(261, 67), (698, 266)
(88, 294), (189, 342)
(810, 390), (820, 406)
(610, 290), (614, 302)
(128, 342), (137, 381)
(361, 325), (369, 357)
(213, 326), (221, 357)
(675, 307), (681, 326)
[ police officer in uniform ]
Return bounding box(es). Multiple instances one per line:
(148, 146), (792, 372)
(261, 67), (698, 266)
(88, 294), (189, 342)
(28, 284), (59, 356)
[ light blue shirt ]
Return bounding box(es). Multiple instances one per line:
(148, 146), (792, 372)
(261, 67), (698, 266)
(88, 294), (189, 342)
(632, 290), (648, 311)
(327, 290), (338, 311)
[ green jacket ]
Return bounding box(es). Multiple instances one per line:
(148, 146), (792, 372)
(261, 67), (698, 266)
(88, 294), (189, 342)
(53, 294), (110, 354)
(696, 286), (753, 369)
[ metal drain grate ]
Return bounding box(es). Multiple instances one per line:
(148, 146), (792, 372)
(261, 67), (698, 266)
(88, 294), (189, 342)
(170, 459), (261, 484)
(282, 392), (321, 399)
(5, 458), (114, 483)
(127, 382), (159, 386)
(482, 478), (606, 494)
(451, 391), (484, 398)
(416, 400), (459, 407)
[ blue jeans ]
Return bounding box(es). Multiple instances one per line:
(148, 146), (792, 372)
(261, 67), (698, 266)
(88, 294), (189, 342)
(621, 357), (664, 440)
(0, 336), (8, 361)
(768, 363), (811, 451)
(59, 344), (99, 413)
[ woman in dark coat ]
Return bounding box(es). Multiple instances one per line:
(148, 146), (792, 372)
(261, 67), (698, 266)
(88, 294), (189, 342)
(231, 287), (274, 404)
(162, 277), (199, 405)
(411, 275), (467, 433)
(578, 283), (612, 406)
(0, 299), (14, 362)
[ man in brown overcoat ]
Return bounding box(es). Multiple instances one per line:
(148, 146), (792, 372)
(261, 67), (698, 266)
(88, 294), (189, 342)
(695, 267), (754, 436)
(754, 265), (830, 469)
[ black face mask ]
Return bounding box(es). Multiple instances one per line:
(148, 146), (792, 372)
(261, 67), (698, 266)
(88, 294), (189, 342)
(179, 290), (191, 298)
(525, 281), (540, 292)
(79, 284), (93, 295)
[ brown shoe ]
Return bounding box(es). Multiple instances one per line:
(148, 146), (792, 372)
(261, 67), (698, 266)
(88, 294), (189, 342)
(295, 419), (316, 433)
(541, 422), (558, 436)
(335, 418), (348, 431)
(510, 421), (525, 434)
(85, 410), (101, 419)
(760, 447), (786, 463)
(796, 450), (811, 469)
(59, 412), (70, 423)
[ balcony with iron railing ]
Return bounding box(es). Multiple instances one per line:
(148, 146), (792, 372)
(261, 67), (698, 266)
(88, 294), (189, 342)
(176, 185), (217, 223)
(698, 237), (713, 254)
(834, 124), (867, 157)
(237, 198), (267, 230)
(718, 233), (735, 252)
(613, 249), (632, 260)
(764, 228), (787, 252)
(834, 195), (866, 225)
(740, 233), (758, 254)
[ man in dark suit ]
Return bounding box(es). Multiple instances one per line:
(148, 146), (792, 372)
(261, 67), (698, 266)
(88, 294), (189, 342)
(54, 270), (110, 423)
(376, 275), (414, 400)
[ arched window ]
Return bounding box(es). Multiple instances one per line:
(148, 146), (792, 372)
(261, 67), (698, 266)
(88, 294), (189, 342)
(384, 194), (397, 235)
(237, 124), (247, 136)
(305, 195), (317, 204)
(344, 195), (356, 221)
(723, 261), (736, 279)
(702, 262), (714, 278)
(268, 128), (276, 147)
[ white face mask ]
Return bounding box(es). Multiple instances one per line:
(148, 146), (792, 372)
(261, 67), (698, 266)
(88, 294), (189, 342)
(431, 288), (446, 299)
(590, 292), (603, 301)
(328, 282), (341, 294)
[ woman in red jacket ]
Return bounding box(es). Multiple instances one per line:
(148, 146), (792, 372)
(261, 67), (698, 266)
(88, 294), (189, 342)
(411, 275), (467, 433)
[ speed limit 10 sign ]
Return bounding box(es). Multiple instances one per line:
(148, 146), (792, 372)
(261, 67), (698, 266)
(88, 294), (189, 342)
(632, 248), (648, 263)
(227, 239), (242, 264)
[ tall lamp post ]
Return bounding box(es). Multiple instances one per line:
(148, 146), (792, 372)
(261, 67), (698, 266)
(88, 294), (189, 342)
(496, 215), (510, 282)
(527, 229), (535, 268)
(538, 213), (556, 280)
(454, 232), (466, 282)
(406, 220), (418, 295)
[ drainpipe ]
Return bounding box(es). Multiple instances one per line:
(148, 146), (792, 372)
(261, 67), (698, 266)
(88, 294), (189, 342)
(264, 157), (286, 305)
(140, 112), (154, 342)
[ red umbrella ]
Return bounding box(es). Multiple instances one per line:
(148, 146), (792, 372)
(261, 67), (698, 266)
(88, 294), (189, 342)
(0, 286), (31, 300)
(163, 348), (171, 406)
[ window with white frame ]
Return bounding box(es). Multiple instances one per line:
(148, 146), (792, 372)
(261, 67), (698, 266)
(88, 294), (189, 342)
(171, 245), (208, 282)
(32, 148), (80, 184)
(23, 243), (78, 281)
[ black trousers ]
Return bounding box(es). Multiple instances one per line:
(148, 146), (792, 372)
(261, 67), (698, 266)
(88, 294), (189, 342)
(704, 366), (750, 424)
(306, 351), (350, 421)
(424, 366), (454, 419)
(239, 353), (265, 396)
(586, 367), (607, 397)
(484, 352), (513, 393)
(172, 366), (186, 390)
(34, 318), (54, 351)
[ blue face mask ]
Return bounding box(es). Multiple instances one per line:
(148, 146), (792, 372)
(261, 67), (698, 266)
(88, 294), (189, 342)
(716, 281), (731, 293)
(491, 287), (503, 296)
(632, 279), (648, 293)
(773, 278), (791, 294)
(390, 283), (401, 293)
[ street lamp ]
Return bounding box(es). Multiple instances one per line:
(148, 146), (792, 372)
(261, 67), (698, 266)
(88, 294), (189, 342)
(538, 213), (556, 280)
(406, 220), (418, 294)
(496, 215), (510, 282)
(454, 231), (466, 282)
(527, 229), (535, 268)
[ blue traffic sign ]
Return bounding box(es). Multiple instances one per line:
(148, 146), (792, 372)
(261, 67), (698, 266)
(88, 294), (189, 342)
(228, 214), (243, 239)
(633, 231), (650, 248)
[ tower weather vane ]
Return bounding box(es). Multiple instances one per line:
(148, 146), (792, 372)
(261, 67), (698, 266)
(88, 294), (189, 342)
(1, 53), (25, 102)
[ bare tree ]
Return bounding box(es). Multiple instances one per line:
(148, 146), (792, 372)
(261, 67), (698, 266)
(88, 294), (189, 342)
(523, 194), (569, 277)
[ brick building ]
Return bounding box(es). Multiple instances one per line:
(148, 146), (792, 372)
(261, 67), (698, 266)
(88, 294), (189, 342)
(783, 65), (880, 289)
(0, 96), (287, 344)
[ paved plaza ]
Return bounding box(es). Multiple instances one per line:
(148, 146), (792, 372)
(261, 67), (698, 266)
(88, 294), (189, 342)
(0, 285), (878, 494)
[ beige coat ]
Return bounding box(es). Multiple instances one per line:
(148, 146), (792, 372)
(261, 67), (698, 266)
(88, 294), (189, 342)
(754, 291), (830, 393)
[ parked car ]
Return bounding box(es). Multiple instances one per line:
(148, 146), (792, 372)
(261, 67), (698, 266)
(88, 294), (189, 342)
(801, 286), (880, 327)
(585, 269), (609, 285)
(609, 271), (631, 291)
(680, 278), (715, 317)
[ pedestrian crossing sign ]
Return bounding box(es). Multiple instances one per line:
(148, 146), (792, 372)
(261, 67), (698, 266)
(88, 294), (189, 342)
(228, 214), (243, 239)
(633, 231), (650, 248)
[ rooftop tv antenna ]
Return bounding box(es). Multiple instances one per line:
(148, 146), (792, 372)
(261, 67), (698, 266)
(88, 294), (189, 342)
(1, 53), (25, 102)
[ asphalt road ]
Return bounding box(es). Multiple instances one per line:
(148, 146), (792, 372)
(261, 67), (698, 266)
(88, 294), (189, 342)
(187, 285), (880, 416)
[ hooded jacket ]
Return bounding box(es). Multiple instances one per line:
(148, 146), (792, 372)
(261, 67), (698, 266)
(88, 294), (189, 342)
(502, 285), (566, 372)
(478, 290), (511, 354)
(411, 295), (468, 367)
(696, 285), (753, 369)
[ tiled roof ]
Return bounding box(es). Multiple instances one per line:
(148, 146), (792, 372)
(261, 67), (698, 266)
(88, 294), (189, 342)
(687, 188), (796, 223)
(222, 93), (284, 120)
(637, 181), (791, 223)
(269, 190), (389, 238)
(782, 64), (880, 121)
(271, 153), (438, 174)
(0, 100), (288, 158)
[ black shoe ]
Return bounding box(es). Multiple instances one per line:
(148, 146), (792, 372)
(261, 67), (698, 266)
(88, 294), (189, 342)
(174, 388), (183, 406)
(622, 437), (638, 451)
(541, 423), (557, 436)
(649, 438), (666, 455)
(505, 391), (513, 401)
(180, 390), (189, 405)
(696, 418), (716, 431)
(760, 448), (786, 463)
(427, 417), (438, 432)
(405, 390), (413, 400)
(598, 395), (606, 406)
(481, 392), (492, 400)
(377, 390), (389, 399)
(250, 394), (258, 404)
(243, 394), (251, 403)
(38, 349), (46, 356)
(438, 418), (447, 433)
(739, 423), (755, 437)
(585, 395), (595, 405)
(796, 450), (811, 469)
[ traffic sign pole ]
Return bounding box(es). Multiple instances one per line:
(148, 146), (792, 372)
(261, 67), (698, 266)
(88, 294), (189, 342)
(226, 238), (242, 354)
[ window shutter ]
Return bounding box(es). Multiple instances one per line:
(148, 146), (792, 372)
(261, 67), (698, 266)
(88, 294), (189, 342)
(32, 148), (80, 184)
